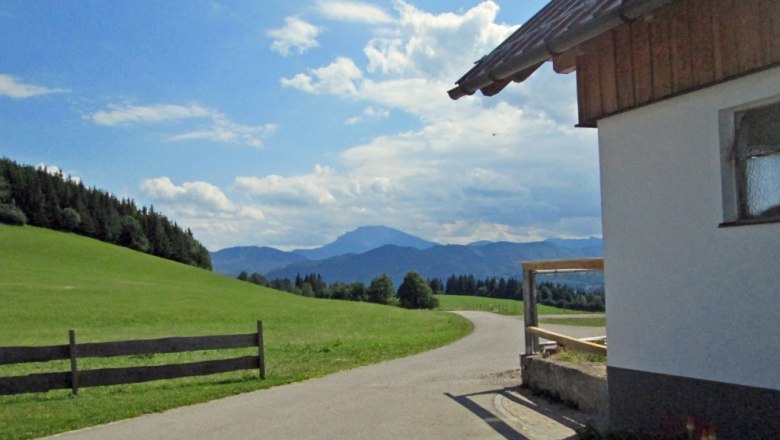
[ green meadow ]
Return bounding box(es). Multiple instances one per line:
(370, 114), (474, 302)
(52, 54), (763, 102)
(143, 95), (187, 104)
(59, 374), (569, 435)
(539, 316), (606, 327)
(0, 225), (471, 439)
(435, 294), (580, 316)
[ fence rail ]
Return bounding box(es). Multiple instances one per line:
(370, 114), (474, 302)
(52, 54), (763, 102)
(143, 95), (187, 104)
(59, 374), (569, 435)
(0, 321), (265, 396)
(526, 326), (607, 356)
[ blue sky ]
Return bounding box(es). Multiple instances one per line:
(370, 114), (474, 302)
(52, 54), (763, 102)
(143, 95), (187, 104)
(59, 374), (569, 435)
(0, 0), (600, 250)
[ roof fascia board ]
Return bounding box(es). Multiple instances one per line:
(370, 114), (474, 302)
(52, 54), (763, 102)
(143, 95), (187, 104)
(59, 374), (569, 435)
(448, 0), (677, 100)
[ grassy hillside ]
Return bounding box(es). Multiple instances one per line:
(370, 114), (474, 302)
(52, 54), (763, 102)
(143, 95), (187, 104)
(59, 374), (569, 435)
(435, 294), (582, 316)
(0, 225), (471, 439)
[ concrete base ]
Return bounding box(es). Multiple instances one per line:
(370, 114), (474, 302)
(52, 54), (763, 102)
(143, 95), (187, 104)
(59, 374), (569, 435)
(609, 366), (780, 439)
(521, 354), (608, 429)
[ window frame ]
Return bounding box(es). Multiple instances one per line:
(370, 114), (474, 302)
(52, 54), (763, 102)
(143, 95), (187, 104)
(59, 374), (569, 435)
(719, 96), (780, 228)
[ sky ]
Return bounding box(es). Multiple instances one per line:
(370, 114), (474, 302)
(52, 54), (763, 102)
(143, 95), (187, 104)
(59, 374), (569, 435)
(0, 0), (601, 251)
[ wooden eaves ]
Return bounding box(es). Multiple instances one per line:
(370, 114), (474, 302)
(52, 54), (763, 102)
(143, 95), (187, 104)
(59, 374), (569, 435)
(448, 0), (676, 100)
(451, 0), (780, 127)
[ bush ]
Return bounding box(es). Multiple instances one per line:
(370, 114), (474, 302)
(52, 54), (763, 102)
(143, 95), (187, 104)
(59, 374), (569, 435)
(397, 271), (439, 309)
(367, 274), (394, 304)
(61, 207), (81, 231)
(0, 203), (27, 226)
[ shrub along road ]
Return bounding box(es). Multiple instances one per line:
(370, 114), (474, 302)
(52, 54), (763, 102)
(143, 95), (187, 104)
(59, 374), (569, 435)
(48, 312), (606, 440)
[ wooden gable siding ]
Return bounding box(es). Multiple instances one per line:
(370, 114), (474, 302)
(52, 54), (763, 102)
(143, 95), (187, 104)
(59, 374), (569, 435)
(572, 0), (780, 127)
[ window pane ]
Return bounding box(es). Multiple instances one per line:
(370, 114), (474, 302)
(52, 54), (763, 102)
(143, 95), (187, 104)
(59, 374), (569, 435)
(741, 103), (780, 152)
(745, 154), (780, 218)
(736, 101), (780, 220)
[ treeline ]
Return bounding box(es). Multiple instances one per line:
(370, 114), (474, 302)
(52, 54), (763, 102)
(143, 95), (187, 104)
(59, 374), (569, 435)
(236, 271), (605, 312)
(0, 158), (211, 270)
(435, 274), (604, 311)
(536, 281), (604, 311)
(237, 271), (438, 309)
(441, 274), (522, 299)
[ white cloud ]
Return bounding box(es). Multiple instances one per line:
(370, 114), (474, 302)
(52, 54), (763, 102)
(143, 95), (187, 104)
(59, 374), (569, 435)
(280, 57), (363, 95)
(167, 114), (276, 149)
(139, 177), (268, 249)
(179, 2), (601, 249)
(91, 103), (275, 148)
(364, 1), (515, 80)
(0, 74), (69, 99)
(317, 0), (393, 24)
(235, 164), (355, 206)
(140, 177), (236, 213)
(90, 104), (211, 126)
(269, 77), (598, 247)
(267, 17), (321, 56)
(281, 1), (516, 113)
(344, 106), (389, 125)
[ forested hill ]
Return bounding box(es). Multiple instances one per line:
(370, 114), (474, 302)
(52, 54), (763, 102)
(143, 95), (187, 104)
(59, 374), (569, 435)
(0, 158), (211, 270)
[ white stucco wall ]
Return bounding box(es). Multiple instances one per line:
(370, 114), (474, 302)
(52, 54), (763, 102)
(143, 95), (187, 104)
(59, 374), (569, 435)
(599, 66), (780, 390)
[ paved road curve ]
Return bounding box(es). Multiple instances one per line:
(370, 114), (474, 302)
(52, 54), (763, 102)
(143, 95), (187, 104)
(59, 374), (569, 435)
(50, 312), (605, 440)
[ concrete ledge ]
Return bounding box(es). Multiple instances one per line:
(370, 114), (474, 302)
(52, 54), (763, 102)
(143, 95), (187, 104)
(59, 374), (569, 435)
(521, 354), (608, 428)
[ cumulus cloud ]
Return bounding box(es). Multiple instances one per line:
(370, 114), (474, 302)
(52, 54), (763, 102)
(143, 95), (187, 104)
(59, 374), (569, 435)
(0, 74), (69, 99)
(139, 177), (267, 249)
(317, 0), (394, 23)
(164, 2), (600, 249)
(280, 57), (363, 95)
(235, 164), (357, 206)
(140, 177), (266, 239)
(364, 1), (515, 80)
(267, 17), (321, 56)
(280, 1), (517, 116)
(141, 177), (236, 212)
(91, 103), (274, 148)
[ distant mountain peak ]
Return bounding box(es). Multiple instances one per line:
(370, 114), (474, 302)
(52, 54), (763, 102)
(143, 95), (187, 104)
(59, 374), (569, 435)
(293, 225), (438, 260)
(266, 238), (604, 285)
(212, 232), (604, 286)
(209, 245), (308, 276)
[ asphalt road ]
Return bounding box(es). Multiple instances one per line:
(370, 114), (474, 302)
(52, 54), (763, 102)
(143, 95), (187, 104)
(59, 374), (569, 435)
(49, 312), (605, 440)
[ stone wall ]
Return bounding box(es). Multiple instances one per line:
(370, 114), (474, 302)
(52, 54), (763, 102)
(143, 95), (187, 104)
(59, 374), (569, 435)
(521, 354), (607, 428)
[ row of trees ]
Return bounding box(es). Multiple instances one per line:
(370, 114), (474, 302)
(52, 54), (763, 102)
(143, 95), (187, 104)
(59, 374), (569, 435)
(432, 274), (604, 311)
(0, 158), (211, 270)
(536, 281), (605, 312)
(237, 271), (439, 309)
(439, 274), (523, 299)
(237, 270), (604, 312)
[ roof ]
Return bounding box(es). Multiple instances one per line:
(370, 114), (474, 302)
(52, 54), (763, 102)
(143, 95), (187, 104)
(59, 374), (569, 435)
(448, 0), (674, 100)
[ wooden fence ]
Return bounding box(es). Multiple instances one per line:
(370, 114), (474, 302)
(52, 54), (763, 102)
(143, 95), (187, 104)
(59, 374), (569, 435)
(522, 258), (606, 357)
(0, 321), (265, 396)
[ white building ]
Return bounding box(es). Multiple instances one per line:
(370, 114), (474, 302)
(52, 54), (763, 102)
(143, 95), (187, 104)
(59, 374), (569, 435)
(450, 0), (780, 437)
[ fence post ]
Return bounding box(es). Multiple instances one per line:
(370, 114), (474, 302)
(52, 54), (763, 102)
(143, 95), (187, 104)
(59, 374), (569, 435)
(522, 265), (539, 355)
(257, 321), (265, 380)
(68, 330), (79, 396)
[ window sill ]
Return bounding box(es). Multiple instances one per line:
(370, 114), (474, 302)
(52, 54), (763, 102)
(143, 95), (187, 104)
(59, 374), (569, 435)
(719, 217), (780, 228)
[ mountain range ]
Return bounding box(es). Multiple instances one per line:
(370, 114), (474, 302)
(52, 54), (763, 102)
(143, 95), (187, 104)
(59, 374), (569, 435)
(210, 225), (603, 284)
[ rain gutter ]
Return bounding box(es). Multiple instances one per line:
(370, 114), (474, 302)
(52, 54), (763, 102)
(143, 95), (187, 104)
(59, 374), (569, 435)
(447, 0), (676, 100)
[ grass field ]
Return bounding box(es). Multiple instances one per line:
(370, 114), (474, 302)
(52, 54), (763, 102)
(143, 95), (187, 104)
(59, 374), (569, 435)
(435, 294), (582, 316)
(539, 316), (606, 327)
(0, 225), (471, 439)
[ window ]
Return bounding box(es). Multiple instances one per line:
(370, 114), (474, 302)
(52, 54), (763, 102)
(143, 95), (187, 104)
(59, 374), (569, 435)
(721, 100), (780, 225)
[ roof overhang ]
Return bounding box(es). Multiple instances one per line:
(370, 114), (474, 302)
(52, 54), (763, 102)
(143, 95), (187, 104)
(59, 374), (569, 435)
(448, 0), (676, 100)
